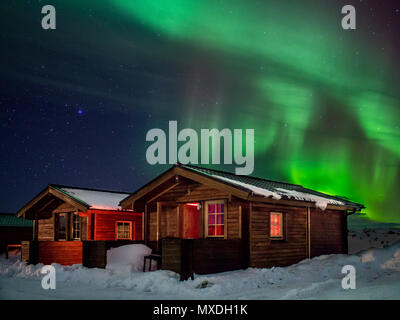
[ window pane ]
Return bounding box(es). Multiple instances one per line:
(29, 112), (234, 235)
(208, 204), (215, 213)
(216, 225), (224, 236)
(208, 226), (215, 236)
(220, 203), (224, 213)
(270, 213), (282, 237)
(217, 214), (224, 224)
(117, 222), (131, 239)
(58, 214), (66, 239)
(208, 214), (215, 225)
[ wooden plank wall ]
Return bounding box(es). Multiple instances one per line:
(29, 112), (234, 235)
(161, 238), (246, 280)
(227, 200), (242, 239)
(310, 208), (346, 257)
(161, 238), (182, 275)
(249, 203), (308, 268)
(148, 204), (157, 241)
(94, 211), (142, 241)
(147, 180), (242, 241)
(176, 183), (231, 203)
(21, 241), (38, 264)
(160, 205), (178, 238)
(38, 241), (83, 265)
(82, 241), (107, 268)
(38, 215), (54, 241)
(192, 239), (246, 274)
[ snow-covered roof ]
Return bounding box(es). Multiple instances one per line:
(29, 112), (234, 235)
(180, 164), (364, 210)
(52, 185), (131, 210)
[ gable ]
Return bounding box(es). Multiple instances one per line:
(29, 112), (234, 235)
(120, 167), (249, 211)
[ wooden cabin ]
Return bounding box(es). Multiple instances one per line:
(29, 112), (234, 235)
(17, 185), (142, 265)
(0, 213), (33, 255)
(120, 163), (364, 279)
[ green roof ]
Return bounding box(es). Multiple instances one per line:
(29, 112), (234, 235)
(0, 214), (33, 227)
(179, 164), (364, 210)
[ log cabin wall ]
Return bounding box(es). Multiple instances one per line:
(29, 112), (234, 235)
(37, 215), (55, 241)
(226, 199), (243, 239)
(310, 208), (347, 257)
(160, 204), (179, 238)
(249, 202), (308, 268)
(147, 203), (158, 241)
(36, 207), (142, 242)
(161, 238), (247, 280)
(93, 210), (142, 241)
(38, 241), (83, 265)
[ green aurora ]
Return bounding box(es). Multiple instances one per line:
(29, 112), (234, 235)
(109, 1), (400, 221)
(1, 1), (399, 222)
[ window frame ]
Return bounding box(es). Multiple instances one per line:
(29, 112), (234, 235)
(71, 212), (81, 240)
(270, 212), (284, 240)
(115, 221), (133, 240)
(56, 212), (67, 241)
(204, 200), (227, 239)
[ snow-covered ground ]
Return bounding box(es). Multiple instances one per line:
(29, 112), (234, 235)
(349, 228), (400, 254)
(1, 230), (400, 300)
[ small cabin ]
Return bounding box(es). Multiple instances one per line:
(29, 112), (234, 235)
(120, 164), (364, 280)
(0, 213), (33, 255)
(17, 185), (142, 265)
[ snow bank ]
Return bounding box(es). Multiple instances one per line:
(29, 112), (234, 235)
(212, 175), (282, 200)
(59, 187), (130, 210)
(275, 188), (343, 210)
(360, 240), (400, 271)
(106, 244), (152, 273)
(1, 233), (400, 299)
(208, 174), (344, 210)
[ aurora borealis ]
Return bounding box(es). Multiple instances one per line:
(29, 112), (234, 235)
(1, 1), (400, 222)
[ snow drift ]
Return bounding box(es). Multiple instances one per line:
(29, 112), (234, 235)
(106, 244), (152, 273)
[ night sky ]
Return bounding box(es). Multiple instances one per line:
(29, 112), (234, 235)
(1, 1), (399, 222)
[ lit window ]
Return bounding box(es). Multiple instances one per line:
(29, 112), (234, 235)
(72, 213), (81, 240)
(270, 212), (283, 238)
(206, 201), (225, 237)
(116, 221), (132, 240)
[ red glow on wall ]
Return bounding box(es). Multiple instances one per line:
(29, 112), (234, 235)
(185, 202), (199, 207)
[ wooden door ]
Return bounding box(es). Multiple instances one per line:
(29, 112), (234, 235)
(182, 203), (199, 239)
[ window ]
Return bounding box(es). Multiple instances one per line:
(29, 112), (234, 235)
(206, 200), (225, 237)
(116, 221), (132, 240)
(72, 213), (81, 240)
(270, 212), (283, 238)
(57, 213), (66, 240)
